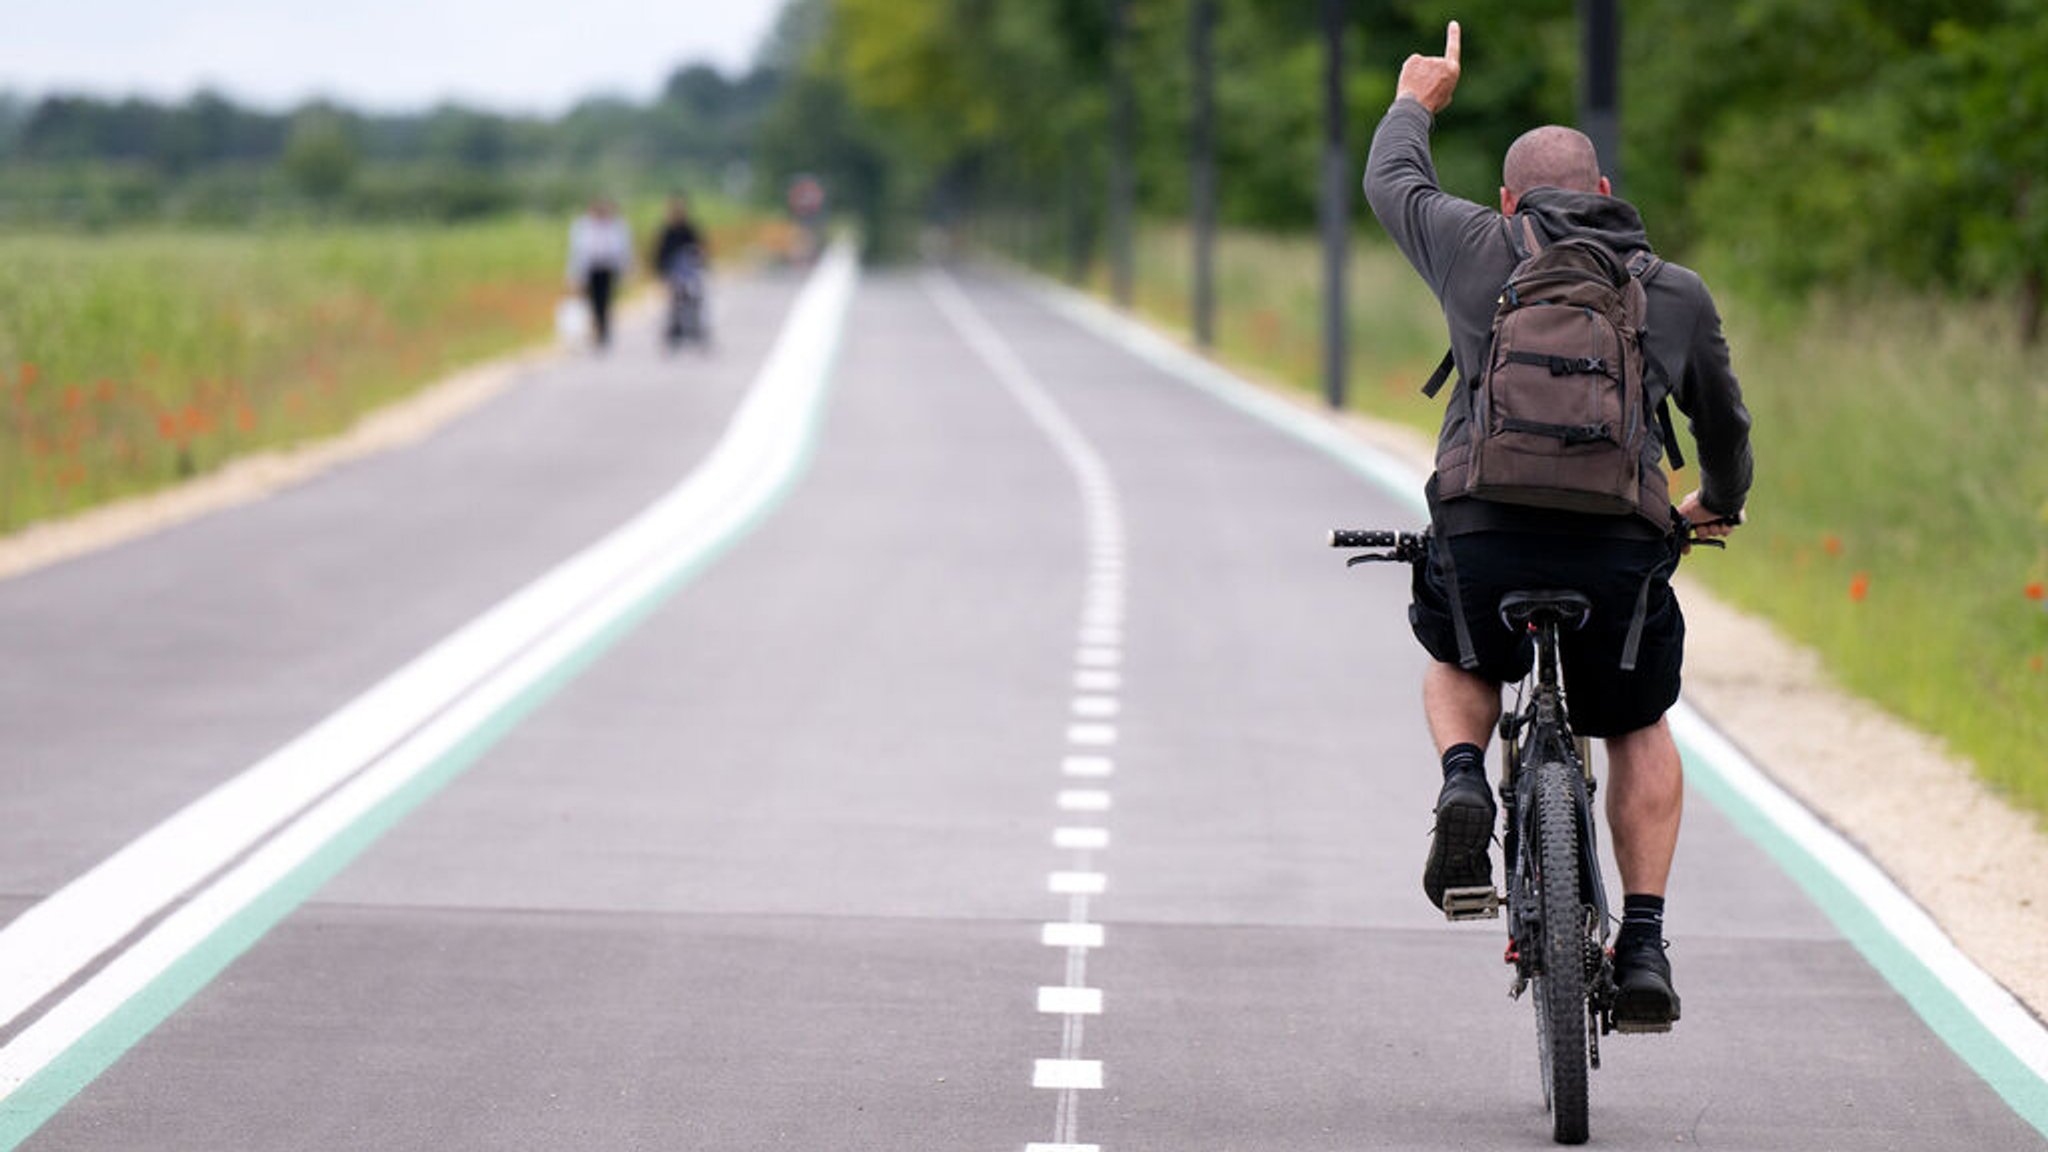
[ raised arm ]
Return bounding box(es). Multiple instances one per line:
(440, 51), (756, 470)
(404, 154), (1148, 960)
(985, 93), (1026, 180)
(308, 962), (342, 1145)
(1364, 21), (1490, 295)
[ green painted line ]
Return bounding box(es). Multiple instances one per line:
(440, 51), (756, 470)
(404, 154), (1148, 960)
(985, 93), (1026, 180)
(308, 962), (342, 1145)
(1679, 733), (2048, 1139)
(0, 270), (855, 1151)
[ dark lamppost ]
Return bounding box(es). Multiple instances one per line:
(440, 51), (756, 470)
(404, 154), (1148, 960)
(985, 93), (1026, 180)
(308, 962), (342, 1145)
(1580, 0), (1622, 191)
(1109, 0), (1135, 307)
(1190, 0), (1216, 347)
(1319, 0), (1348, 409)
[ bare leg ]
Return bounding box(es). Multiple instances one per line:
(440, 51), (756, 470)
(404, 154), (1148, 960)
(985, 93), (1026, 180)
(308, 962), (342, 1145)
(1423, 660), (1502, 755)
(1604, 716), (1684, 896)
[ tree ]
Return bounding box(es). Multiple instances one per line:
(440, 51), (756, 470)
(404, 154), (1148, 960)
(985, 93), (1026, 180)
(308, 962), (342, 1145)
(282, 107), (359, 201)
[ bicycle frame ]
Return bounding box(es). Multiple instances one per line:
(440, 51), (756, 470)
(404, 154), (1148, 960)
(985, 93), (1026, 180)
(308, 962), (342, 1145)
(1499, 614), (1615, 1033)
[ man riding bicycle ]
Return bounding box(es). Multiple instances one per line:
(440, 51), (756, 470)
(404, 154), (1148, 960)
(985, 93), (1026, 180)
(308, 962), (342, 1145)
(1363, 21), (1752, 1030)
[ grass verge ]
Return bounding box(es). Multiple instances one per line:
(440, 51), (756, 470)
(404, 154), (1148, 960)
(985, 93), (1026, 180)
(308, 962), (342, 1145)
(0, 202), (781, 534)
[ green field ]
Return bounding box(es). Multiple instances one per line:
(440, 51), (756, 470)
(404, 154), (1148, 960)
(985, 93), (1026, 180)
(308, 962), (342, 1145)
(0, 204), (782, 533)
(1046, 223), (2048, 818)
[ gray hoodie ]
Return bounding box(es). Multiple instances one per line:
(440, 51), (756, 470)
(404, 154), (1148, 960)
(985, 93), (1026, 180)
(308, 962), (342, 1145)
(1364, 98), (1752, 535)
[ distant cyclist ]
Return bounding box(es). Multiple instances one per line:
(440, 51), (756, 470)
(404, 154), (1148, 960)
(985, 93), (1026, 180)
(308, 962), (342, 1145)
(651, 195), (710, 349)
(1363, 21), (1752, 1030)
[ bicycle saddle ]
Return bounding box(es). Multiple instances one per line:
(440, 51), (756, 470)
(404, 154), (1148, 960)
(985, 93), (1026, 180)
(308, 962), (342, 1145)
(1498, 590), (1594, 632)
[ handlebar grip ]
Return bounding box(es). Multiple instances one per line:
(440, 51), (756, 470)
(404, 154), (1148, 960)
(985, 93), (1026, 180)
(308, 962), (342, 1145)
(1329, 529), (1399, 549)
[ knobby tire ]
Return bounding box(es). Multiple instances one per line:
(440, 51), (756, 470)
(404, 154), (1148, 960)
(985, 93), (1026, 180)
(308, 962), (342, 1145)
(1533, 760), (1591, 1145)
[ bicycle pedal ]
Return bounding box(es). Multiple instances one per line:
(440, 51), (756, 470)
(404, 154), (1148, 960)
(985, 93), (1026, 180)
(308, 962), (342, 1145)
(1439, 886), (1501, 921)
(1609, 1018), (1674, 1035)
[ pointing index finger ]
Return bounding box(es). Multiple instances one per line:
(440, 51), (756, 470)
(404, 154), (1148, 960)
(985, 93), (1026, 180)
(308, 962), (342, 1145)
(1445, 20), (1462, 65)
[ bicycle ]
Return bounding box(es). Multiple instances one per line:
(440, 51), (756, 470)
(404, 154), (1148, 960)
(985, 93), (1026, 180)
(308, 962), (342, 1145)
(1329, 522), (1727, 1145)
(663, 250), (711, 351)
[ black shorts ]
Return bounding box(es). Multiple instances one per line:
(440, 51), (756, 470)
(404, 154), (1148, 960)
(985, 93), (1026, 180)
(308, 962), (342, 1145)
(1409, 530), (1685, 738)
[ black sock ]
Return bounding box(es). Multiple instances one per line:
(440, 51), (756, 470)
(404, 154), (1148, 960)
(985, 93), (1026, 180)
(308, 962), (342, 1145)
(1618, 893), (1666, 946)
(1441, 743), (1485, 778)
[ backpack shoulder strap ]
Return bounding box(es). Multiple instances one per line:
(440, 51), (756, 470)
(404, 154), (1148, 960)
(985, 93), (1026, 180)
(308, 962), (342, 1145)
(1623, 248), (1686, 469)
(1421, 348), (1456, 399)
(1508, 213), (1544, 261)
(1424, 215), (1547, 401)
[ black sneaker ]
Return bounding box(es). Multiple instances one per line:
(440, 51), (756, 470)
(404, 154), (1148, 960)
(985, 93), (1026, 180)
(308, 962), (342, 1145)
(1422, 769), (1496, 911)
(1611, 932), (1682, 1031)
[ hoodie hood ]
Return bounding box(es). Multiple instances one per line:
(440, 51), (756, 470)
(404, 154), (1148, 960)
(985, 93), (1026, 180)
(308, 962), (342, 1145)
(1516, 187), (1650, 255)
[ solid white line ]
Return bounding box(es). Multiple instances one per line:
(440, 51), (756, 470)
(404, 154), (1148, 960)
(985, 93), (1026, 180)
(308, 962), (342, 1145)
(1048, 872), (1107, 896)
(1669, 705), (2048, 1084)
(1032, 1059), (1104, 1090)
(1029, 272), (1426, 513)
(1070, 696), (1120, 719)
(1025, 1143), (1101, 1152)
(1054, 827), (1111, 850)
(1042, 923), (1106, 949)
(1066, 724), (1117, 746)
(1074, 648), (1122, 668)
(1077, 627), (1123, 647)
(1057, 791), (1113, 813)
(0, 244), (863, 1096)
(1061, 755), (1114, 778)
(1037, 987), (1104, 1015)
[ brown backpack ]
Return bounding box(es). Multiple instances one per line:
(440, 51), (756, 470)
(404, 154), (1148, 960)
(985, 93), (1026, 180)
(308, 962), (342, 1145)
(1426, 215), (1682, 521)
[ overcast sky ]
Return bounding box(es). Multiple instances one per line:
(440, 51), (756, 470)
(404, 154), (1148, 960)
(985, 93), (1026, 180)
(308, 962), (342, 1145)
(0, 0), (790, 114)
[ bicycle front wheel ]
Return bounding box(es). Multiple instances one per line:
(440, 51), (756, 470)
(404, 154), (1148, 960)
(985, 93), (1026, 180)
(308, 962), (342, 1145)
(1532, 760), (1591, 1145)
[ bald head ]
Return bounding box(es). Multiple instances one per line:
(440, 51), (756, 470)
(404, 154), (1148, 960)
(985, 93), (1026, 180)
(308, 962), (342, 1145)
(1502, 125), (1603, 197)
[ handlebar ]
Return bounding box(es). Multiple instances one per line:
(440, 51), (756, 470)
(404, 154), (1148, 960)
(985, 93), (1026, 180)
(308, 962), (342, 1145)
(1327, 529), (1411, 550)
(1329, 516), (1737, 566)
(1328, 528), (1427, 566)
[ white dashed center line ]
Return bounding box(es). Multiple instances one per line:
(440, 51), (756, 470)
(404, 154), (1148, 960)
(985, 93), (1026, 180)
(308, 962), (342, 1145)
(1065, 723), (1119, 747)
(924, 270), (1128, 1152)
(1061, 756), (1115, 779)
(1054, 827), (1112, 851)
(1071, 696), (1122, 719)
(1057, 791), (1113, 813)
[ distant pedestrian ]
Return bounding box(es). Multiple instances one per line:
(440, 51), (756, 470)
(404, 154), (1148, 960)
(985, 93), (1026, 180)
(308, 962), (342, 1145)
(566, 198), (632, 348)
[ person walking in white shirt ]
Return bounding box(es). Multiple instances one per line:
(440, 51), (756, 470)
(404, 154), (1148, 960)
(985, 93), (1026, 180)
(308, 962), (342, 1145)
(566, 198), (633, 348)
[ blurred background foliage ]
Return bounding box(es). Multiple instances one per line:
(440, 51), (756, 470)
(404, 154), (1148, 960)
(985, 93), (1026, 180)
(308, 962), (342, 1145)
(8, 0), (2043, 334)
(0, 62), (777, 227)
(759, 0), (2048, 337)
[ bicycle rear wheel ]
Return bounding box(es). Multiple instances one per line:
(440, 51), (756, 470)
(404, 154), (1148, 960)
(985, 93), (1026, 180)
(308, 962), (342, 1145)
(1532, 760), (1591, 1145)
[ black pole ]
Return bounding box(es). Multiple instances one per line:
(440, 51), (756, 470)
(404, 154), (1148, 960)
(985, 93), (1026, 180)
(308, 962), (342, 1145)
(1064, 127), (1096, 283)
(1190, 0), (1216, 347)
(1579, 0), (1621, 193)
(1319, 0), (1347, 409)
(1108, 0), (1135, 308)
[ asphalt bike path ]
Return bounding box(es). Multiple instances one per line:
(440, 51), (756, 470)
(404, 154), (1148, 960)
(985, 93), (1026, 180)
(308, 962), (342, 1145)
(0, 259), (2040, 1149)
